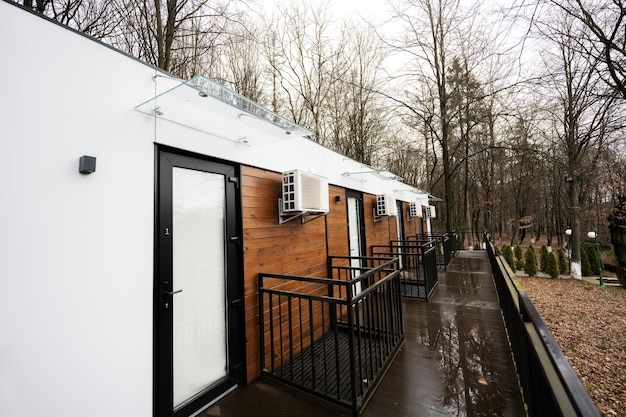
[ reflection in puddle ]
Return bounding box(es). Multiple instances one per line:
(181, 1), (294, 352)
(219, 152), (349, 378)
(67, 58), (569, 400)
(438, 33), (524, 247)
(457, 258), (486, 272)
(447, 272), (483, 294)
(419, 306), (506, 416)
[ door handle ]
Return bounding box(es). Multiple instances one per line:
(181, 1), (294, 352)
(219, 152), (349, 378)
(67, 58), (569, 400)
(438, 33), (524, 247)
(164, 289), (183, 295)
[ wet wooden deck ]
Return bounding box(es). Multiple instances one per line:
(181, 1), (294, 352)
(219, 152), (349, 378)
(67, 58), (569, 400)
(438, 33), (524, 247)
(200, 250), (526, 417)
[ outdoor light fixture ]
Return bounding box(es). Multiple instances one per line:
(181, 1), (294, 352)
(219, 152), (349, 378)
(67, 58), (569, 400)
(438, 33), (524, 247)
(79, 155), (96, 174)
(152, 106), (163, 116)
(198, 90), (208, 97)
(587, 231), (597, 239)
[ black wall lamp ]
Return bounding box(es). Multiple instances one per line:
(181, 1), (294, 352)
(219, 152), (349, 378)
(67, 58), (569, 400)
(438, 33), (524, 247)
(79, 155), (97, 174)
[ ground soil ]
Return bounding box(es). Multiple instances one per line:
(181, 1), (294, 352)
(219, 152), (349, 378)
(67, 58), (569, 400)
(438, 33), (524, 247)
(517, 277), (626, 417)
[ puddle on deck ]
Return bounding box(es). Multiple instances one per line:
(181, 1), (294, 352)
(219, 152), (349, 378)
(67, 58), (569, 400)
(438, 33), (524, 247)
(362, 251), (524, 417)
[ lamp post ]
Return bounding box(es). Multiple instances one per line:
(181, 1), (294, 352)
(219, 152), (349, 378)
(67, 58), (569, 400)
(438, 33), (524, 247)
(587, 225), (604, 287)
(565, 228), (572, 272)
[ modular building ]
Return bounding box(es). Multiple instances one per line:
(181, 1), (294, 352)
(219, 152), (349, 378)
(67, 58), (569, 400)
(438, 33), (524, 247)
(0, 2), (436, 416)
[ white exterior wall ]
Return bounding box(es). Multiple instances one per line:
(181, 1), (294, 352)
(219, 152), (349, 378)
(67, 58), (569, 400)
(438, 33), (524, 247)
(0, 4), (156, 416)
(0, 3), (433, 416)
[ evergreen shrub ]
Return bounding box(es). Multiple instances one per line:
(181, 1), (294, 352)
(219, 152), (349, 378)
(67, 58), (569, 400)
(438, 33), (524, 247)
(581, 244), (592, 276)
(546, 252), (559, 278)
(557, 248), (567, 273)
(524, 246), (538, 276)
(502, 245), (515, 270)
(514, 246), (523, 263)
(539, 246), (549, 271)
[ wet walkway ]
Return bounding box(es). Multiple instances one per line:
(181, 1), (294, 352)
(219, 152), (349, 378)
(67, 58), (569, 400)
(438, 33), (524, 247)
(200, 250), (526, 417)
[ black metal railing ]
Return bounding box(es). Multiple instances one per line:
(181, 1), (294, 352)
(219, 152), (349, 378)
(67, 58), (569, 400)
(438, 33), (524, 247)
(370, 240), (439, 300)
(484, 231), (601, 417)
(443, 231), (458, 266)
(258, 256), (404, 415)
(455, 228), (483, 250)
(412, 232), (457, 270)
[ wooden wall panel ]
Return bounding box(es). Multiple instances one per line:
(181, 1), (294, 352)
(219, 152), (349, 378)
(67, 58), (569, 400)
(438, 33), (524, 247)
(402, 201), (421, 238)
(363, 193), (395, 254)
(326, 185), (348, 257)
(241, 166), (330, 383)
(397, 201), (424, 239)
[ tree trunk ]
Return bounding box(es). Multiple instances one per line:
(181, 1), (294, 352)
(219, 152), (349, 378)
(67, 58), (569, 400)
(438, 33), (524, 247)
(610, 226), (626, 287)
(568, 179), (582, 278)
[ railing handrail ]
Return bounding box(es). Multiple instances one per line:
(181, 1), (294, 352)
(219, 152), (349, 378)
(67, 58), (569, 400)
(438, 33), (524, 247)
(351, 269), (399, 303)
(259, 268), (400, 304)
(327, 255), (397, 263)
(484, 230), (601, 417)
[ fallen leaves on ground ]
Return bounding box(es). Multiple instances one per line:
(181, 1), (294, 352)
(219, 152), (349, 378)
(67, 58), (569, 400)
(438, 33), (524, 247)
(518, 277), (626, 417)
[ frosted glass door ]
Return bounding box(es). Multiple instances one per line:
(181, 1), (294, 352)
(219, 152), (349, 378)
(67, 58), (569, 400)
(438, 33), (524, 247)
(172, 167), (227, 409)
(347, 196), (363, 295)
(396, 201), (404, 269)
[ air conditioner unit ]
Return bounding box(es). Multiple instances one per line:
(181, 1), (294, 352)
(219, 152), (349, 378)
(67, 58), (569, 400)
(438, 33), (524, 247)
(425, 205), (437, 219)
(376, 194), (398, 217)
(409, 202), (423, 218)
(282, 170), (329, 213)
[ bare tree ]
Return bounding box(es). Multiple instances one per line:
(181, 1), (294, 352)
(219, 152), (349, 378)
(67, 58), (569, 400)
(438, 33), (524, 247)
(20, 0), (121, 39)
(535, 9), (621, 278)
(213, 14), (265, 101)
(330, 23), (390, 165)
(261, 1), (348, 144)
(381, 129), (428, 188)
(388, 0), (466, 231)
(108, 0), (235, 75)
(548, 0), (626, 98)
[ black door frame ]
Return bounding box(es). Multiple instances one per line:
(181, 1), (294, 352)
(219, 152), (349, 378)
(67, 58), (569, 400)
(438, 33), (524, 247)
(154, 146), (245, 417)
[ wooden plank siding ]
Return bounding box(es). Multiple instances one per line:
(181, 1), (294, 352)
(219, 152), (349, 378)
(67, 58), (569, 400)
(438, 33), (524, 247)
(242, 166), (329, 381)
(240, 166), (416, 383)
(401, 201), (422, 238)
(325, 185), (348, 257)
(363, 194), (397, 253)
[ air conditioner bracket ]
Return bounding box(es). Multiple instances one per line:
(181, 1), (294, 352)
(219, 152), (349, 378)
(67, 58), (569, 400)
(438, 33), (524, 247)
(373, 208), (385, 223)
(278, 198), (327, 225)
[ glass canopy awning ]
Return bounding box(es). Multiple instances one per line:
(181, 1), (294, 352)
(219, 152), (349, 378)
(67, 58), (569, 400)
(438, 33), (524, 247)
(342, 169), (403, 182)
(135, 75), (313, 145)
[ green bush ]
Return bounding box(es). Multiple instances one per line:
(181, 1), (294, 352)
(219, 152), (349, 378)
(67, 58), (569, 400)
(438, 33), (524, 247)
(557, 248), (567, 273)
(502, 245), (515, 270)
(582, 242), (602, 276)
(457, 234), (464, 250)
(546, 252), (559, 278)
(581, 244), (593, 276)
(524, 246), (538, 276)
(539, 246), (549, 271)
(514, 246), (523, 263)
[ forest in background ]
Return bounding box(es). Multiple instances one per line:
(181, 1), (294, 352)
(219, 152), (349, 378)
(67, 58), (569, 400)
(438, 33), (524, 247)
(15, 0), (626, 279)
